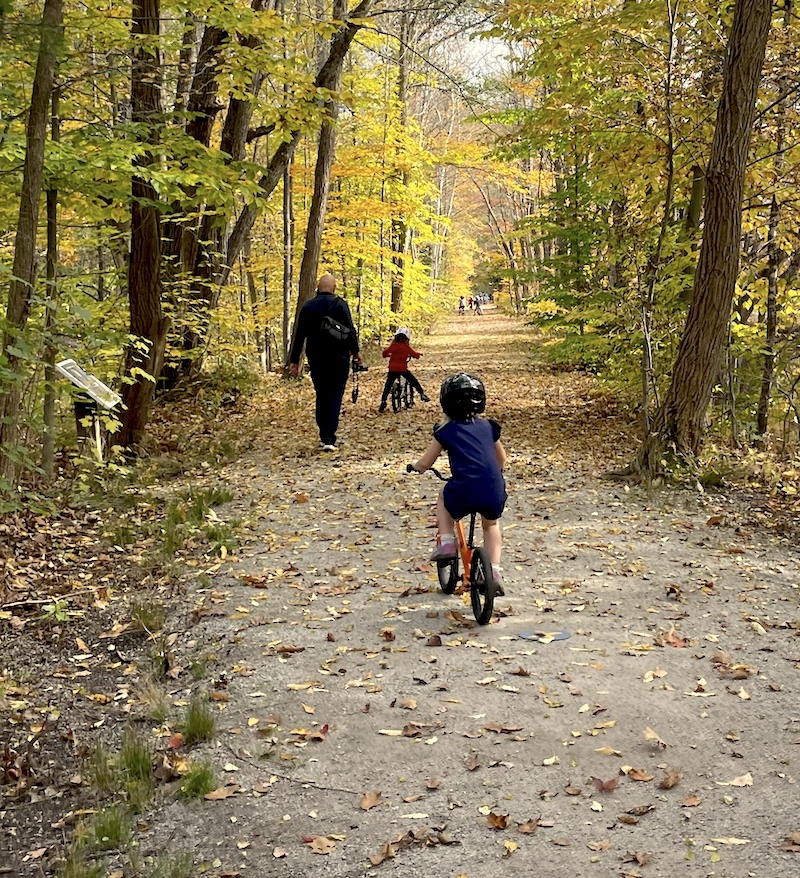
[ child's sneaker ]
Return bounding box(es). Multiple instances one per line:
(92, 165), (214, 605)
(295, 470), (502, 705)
(492, 567), (505, 597)
(378, 402), (387, 413)
(430, 544), (457, 562)
(420, 393), (430, 402)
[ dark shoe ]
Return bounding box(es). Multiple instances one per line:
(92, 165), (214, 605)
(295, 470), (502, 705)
(430, 544), (457, 562)
(321, 443), (337, 452)
(420, 394), (430, 403)
(378, 402), (387, 412)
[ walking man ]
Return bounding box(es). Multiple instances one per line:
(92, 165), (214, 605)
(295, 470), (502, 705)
(289, 273), (362, 451)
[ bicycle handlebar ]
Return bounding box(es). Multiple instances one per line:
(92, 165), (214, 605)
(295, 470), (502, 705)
(406, 464), (448, 481)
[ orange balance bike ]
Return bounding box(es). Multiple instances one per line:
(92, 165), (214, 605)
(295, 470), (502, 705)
(407, 464), (497, 625)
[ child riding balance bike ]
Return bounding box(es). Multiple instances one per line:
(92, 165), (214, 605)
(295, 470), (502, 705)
(408, 373), (507, 620)
(378, 328), (430, 412)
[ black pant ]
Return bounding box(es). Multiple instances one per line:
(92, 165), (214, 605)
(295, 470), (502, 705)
(381, 370), (425, 403)
(310, 358), (350, 444)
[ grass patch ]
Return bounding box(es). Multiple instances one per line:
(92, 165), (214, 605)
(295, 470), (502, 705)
(189, 654), (210, 681)
(178, 761), (216, 799)
(58, 850), (104, 878)
(120, 729), (154, 813)
(180, 694), (216, 746)
(160, 484), (236, 559)
(137, 678), (170, 723)
(120, 730), (154, 783)
(86, 746), (118, 795)
(130, 598), (167, 634)
(90, 804), (130, 850)
(135, 853), (194, 878)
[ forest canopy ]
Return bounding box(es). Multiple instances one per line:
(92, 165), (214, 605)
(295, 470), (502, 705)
(0, 0), (798, 498)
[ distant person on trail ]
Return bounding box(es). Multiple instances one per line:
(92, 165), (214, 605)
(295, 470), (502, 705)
(378, 328), (430, 412)
(474, 297), (483, 316)
(458, 296), (466, 315)
(409, 372), (507, 593)
(289, 273), (362, 451)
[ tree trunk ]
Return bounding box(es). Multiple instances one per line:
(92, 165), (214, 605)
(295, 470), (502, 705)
(640, 0), (679, 434)
(225, 0), (374, 279)
(390, 9), (411, 315)
(42, 88), (61, 480)
(631, 0), (772, 477)
(0, 0), (63, 484)
(755, 0), (790, 444)
(287, 0), (348, 358)
(111, 0), (168, 449)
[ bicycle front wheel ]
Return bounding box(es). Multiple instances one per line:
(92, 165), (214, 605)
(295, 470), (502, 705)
(469, 547), (495, 625)
(437, 557), (459, 594)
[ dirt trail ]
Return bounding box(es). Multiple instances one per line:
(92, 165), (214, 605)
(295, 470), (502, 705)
(146, 309), (799, 877)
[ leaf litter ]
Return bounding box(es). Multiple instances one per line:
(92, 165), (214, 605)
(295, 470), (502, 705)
(2, 311), (799, 875)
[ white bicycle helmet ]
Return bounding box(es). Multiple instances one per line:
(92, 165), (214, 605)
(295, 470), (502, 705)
(396, 327), (411, 341)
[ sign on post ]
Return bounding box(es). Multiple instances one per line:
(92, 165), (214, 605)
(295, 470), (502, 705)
(55, 359), (121, 460)
(55, 359), (122, 409)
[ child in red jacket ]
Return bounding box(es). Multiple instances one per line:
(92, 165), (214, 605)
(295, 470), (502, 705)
(379, 328), (430, 412)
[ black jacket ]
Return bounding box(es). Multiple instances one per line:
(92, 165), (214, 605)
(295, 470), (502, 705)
(289, 292), (360, 367)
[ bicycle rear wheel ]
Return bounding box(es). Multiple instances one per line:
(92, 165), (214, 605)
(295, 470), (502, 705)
(437, 556), (459, 594)
(470, 547), (495, 625)
(391, 380), (402, 413)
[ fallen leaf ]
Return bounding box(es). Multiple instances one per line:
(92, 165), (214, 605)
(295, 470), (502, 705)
(712, 837), (750, 845)
(272, 848), (286, 858)
(487, 811), (509, 830)
(627, 804), (655, 817)
(502, 840), (518, 857)
(643, 726), (667, 748)
(517, 817), (542, 834)
(303, 835), (337, 855)
(726, 772), (753, 787)
(681, 794), (702, 807)
(587, 839), (612, 851)
(626, 768), (654, 782)
(592, 776), (619, 794)
(204, 783), (240, 800)
(659, 768), (682, 789)
(781, 831), (800, 852)
(594, 746), (621, 757)
(360, 790), (381, 811)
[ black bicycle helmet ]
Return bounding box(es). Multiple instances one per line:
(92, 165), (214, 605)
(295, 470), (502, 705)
(439, 372), (486, 420)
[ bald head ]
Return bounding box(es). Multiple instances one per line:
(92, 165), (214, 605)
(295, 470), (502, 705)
(318, 274), (336, 293)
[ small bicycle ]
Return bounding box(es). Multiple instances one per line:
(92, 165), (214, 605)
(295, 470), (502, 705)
(391, 373), (415, 412)
(406, 464), (497, 625)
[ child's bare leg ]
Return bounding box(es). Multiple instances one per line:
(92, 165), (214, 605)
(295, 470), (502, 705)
(430, 489), (457, 560)
(437, 489), (456, 539)
(481, 517), (502, 565)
